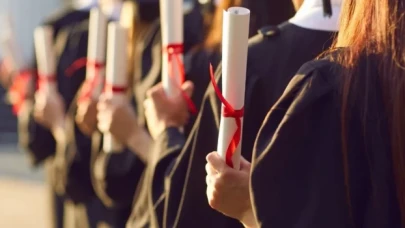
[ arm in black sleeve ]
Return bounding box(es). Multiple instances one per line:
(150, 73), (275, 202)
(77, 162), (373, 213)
(93, 146), (146, 209)
(18, 101), (56, 167)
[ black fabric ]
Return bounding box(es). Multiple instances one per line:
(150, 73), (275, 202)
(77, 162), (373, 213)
(242, 0), (295, 36)
(251, 57), (402, 228)
(155, 23), (336, 228)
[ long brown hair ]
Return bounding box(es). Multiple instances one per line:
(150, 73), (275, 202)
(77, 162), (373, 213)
(204, 0), (295, 51)
(203, 0), (243, 51)
(335, 0), (405, 224)
(122, 1), (160, 84)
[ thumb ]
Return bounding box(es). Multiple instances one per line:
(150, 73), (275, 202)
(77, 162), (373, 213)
(240, 156), (252, 172)
(181, 81), (194, 97)
(206, 152), (226, 173)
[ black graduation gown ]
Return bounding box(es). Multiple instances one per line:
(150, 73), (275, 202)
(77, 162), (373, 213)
(16, 7), (91, 228)
(19, 8), (90, 167)
(251, 57), (402, 227)
(155, 23), (336, 228)
(126, 48), (221, 228)
(91, 3), (205, 222)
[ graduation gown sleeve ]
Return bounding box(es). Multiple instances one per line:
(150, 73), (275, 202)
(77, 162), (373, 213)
(92, 146), (145, 209)
(251, 59), (402, 228)
(18, 101), (56, 166)
(251, 60), (352, 227)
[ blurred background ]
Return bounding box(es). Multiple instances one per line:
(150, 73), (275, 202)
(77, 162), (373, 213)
(0, 0), (65, 227)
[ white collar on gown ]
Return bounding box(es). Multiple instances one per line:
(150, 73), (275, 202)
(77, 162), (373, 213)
(289, 0), (342, 32)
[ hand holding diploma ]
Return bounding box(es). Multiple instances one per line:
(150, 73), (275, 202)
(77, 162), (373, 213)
(211, 7), (250, 170)
(33, 26), (65, 137)
(97, 94), (138, 147)
(144, 81), (194, 140)
(159, 0), (197, 114)
(34, 26), (57, 94)
(160, 0), (183, 97)
(205, 152), (257, 228)
(96, 22), (128, 153)
(75, 8), (108, 135)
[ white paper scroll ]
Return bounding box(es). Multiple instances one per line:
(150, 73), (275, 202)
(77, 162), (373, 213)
(0, 15), (26, 72)
(34, 26), (57, 93)
(103, 22), (128, 153)
(86, 8), (108, 98)
(159, 0), (184, 97)
(0, 37), (24, 72)
(119, 0), (135, 29)
(217, 7), (250, 170)
(0, 16), (25, 72)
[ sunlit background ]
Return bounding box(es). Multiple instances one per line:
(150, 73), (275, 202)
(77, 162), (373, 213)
(0, 0), (65, 227)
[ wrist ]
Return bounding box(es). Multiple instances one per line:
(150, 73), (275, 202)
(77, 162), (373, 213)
(164, 119), (185, 129)
(240, 208), (258, 228)
(127, 128), (152, 163)
(51, 122), (66, 143)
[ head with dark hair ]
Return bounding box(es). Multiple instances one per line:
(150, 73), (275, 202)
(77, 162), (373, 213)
(242, 0), (295, 36)
(334, 0), (405, 224)
(132, 0), (160, 22)
(203, 0), (242, 51)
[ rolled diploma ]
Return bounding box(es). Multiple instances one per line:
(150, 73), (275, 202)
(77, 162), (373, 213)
(86, 8), (108, 99)
(0, 18), (25, 73)
(119, 0), (135, 29)
(103, 22), (128, 153)
(34, 26), (57, 94)
(217, 7), (250, 170)
(159, 0), (183, 97)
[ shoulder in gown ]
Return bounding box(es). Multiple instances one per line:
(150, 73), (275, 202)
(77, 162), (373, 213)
(252, 55), (402, 228)
(161, 23), (337, 228)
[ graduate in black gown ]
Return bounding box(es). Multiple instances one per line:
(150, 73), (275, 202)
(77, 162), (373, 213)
(17, 0), (124, 227)
(206, 0), (404, 227)
(73, 0), (204, 226)
(142, 0), (341, 227)
(126, 1), (242, 227)
(51, 1), (133, 227)
(16, 3), (94, 228)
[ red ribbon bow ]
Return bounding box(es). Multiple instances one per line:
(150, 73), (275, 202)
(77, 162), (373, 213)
(65, 57), (106, 102)
(9, 70), (33, 115)
(164, 43), (198, 114)
(209, 64), (244, 168)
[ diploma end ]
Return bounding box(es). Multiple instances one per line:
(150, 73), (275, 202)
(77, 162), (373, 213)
(226, 7), (250, 16)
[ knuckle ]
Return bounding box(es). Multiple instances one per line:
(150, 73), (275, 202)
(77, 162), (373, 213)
(208, 195), (219, 209)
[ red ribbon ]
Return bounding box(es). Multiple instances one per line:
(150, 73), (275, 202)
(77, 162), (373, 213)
(65, 58), (106, 102)
(164, 43), (198, 114)
(37, 74), (57, 91)
(8, 70), (32, 115)
(103, 84), (127, 94)
(209, 64), (244, 168)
